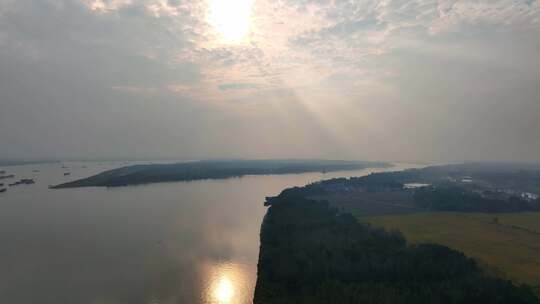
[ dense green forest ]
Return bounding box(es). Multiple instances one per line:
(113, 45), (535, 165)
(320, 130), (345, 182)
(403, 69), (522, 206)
(254, 189), (540, 303)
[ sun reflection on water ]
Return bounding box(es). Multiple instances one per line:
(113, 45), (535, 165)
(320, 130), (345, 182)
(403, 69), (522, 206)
(214, 276), (234, 303)
(204, 261), (251, 304)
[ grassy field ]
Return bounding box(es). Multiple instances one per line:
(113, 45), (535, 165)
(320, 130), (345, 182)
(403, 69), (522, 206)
(310, 190), (420, 217)
(363, 212), (540, 293)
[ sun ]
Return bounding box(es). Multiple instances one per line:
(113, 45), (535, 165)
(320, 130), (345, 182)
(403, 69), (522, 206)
(207, 0), (254, 43)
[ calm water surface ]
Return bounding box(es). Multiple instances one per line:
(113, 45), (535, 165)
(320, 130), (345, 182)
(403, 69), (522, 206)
(0, 161), (421, 304)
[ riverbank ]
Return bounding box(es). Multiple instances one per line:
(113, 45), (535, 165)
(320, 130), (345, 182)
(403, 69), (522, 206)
(254, 164), (540, 303)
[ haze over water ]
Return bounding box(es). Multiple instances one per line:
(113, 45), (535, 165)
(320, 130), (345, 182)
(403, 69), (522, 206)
(0, 161), (420, 304)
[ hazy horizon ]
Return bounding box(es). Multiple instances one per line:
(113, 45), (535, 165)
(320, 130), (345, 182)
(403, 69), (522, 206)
(2, 157), (540, 169)
(1, 1), (539, 162)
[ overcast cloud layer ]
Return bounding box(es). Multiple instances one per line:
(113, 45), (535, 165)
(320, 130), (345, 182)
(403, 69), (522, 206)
(1, 0), (539, 162)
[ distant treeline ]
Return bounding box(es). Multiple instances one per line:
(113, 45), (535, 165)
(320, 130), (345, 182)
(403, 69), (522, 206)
(0, 160), (59, 167)
(51, 159), (389, 188)
(266, 166), (540, 213)
(254, 190), (540, 303)
(414, 186), (540, 213)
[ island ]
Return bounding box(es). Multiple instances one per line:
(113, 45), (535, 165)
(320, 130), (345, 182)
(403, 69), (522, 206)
(255, 163), (540, 303)
(50, 159), (390, 188)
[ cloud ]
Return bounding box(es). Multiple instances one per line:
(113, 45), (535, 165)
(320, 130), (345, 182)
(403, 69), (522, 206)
(218, 83), (259, 91)
(0, 0), (539, 161)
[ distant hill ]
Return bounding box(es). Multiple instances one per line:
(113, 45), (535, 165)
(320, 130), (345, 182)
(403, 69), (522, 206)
(51, 159), (390, 188)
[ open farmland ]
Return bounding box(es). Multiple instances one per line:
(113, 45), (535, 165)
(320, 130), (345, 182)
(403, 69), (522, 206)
(364, 212), (540, 294)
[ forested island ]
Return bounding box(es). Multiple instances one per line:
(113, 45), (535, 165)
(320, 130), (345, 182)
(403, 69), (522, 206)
(255, 163), (540, 303)
(51, 159), (389, 188)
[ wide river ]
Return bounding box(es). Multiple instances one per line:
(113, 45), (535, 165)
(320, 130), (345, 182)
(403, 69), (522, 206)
(0, 161), (421, 304)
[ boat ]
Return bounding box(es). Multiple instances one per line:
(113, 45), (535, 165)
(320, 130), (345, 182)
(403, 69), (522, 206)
(64, 172), (71, 176)
(0, 188), (6, 193)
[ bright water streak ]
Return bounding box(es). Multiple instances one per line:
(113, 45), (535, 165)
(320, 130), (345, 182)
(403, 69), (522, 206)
(0, 161), (422, 304)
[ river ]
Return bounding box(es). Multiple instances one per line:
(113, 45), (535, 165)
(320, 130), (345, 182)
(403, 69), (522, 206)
(0, 161), (421, 304)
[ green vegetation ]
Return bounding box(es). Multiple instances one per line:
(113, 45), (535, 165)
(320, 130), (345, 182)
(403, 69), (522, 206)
(51, 159), (388, 188)
(414, 186), (540, 212)
(254, 191), (539, 303)
(311, 190), (420, 217)
(277, 162), (540, 216)
(364, 212), (540, 294)
(256, 163), (540, 302)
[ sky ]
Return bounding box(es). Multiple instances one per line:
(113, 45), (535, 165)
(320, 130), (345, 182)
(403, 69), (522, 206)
(0, 0), (539, 162)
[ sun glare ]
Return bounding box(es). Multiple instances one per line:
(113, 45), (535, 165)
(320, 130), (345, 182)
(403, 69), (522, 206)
(207, 0), (254, 43)
(214, 276), (234, 303)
